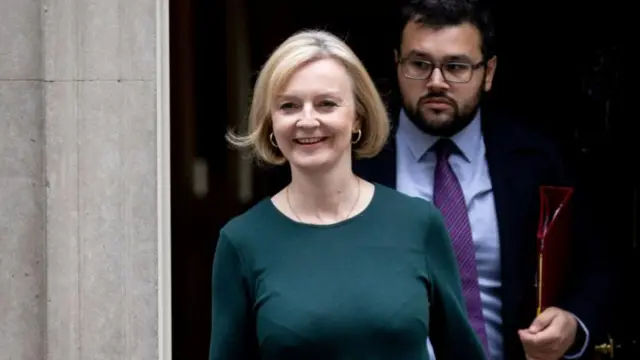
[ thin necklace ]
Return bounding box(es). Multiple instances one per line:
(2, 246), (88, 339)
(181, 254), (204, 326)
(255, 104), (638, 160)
(287, 178), (361, 224)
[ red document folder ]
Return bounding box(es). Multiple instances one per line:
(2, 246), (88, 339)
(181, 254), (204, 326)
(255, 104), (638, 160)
(536, 186), (574, 315)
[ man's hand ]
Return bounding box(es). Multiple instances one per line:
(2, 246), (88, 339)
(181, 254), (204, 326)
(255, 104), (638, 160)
(518, 307), (578, 360)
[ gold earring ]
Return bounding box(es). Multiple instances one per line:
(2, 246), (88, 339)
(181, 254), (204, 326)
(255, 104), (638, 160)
(352, 129), (362, 144)
(269, 132), (278, 147)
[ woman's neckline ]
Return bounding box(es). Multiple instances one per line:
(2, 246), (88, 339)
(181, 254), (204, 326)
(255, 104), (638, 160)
(266, 182), (380, 229)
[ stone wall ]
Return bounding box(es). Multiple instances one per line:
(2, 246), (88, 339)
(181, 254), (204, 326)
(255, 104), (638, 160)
(0, 0), (168, 359)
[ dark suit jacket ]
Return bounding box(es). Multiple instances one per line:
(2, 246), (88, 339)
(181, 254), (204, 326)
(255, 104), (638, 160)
(353, 109), (612, 359)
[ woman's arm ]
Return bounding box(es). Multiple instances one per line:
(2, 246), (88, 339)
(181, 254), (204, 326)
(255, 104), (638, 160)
(425, 207), (488, 360)
(209, 231), (259, 360)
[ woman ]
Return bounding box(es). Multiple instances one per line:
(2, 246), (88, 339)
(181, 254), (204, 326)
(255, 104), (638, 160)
(209, 29), (486, 360)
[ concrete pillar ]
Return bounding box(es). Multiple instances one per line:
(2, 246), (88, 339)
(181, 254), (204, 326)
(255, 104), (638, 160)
(0, 0), (46, 358)
(0, 0), (170, 359)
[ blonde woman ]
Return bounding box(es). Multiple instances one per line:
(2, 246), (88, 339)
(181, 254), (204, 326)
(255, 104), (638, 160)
(209, 29), (487, 360)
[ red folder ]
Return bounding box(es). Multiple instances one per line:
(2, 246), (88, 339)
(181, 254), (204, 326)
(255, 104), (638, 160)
(536, 186), (574, 315)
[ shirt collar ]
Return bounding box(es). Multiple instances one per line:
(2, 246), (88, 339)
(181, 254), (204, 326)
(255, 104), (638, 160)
(397, 108), (483, 163)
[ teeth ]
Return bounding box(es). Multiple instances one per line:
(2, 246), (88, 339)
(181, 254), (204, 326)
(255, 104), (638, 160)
(297, 137), (323, 144)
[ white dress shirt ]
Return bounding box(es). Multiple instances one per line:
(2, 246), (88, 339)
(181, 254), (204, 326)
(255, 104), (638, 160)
(396, 110), (504, 359)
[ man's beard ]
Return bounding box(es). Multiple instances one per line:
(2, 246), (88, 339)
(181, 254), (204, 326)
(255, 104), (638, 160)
(403, 87), (483, 138)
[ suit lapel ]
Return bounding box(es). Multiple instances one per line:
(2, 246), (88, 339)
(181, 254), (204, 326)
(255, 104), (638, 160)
(483, 114), (544, 358)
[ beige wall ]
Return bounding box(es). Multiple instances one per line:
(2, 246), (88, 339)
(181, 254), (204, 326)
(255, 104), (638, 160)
(0, 0), (171, 359)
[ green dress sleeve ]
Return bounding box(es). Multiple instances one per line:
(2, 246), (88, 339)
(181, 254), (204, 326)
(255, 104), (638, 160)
(426, 208), (488, 360)
(209, 231), (259, 360)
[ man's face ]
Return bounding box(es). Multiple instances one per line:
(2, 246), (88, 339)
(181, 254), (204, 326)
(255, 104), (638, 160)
(395, 21), (497, 137)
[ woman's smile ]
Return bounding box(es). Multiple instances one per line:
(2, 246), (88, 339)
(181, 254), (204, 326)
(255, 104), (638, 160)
(293, 136), (329, 146)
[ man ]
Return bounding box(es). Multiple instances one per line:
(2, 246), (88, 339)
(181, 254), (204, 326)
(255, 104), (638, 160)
(353, 0), (612, 359)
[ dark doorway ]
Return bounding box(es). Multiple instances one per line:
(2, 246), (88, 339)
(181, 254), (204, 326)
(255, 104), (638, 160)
(170, 0), (636, 358)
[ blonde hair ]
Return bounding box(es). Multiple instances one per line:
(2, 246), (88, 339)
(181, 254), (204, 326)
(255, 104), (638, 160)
(226, 29), (390, 165)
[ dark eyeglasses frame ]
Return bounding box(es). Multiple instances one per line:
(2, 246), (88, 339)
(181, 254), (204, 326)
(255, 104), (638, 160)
(398, 57), (486, 83)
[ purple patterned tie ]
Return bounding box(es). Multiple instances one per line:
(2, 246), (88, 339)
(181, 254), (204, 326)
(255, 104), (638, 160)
(432, 139), (490, 355)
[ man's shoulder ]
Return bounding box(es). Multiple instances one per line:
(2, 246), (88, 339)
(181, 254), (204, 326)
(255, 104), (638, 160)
(483, 109), (572, 185)
(353, 138), (397, 185)
(481, 110), (562, 156)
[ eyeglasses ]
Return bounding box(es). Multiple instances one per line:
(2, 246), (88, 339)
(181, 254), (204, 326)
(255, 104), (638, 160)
(399, 57), (485, 83)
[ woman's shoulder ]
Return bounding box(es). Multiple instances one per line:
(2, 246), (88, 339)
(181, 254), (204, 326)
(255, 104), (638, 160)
(372, 183), (440, 218)
(370, 184), (449, 253)
(219, 197), (276, 244)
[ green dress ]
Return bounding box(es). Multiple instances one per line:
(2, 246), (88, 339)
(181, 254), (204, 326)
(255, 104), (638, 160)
(209, 183), (486, 360)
